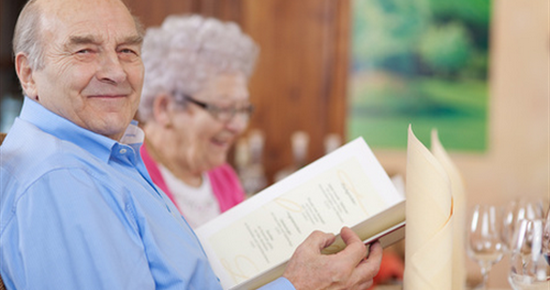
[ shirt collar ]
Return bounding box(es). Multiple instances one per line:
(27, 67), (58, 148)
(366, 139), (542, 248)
(18, 97), (144, 163)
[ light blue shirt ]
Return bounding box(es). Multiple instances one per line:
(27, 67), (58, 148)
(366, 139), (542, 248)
(0, 98), (294, 290)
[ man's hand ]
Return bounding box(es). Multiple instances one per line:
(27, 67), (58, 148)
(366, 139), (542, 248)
(282, 227), (383, 290)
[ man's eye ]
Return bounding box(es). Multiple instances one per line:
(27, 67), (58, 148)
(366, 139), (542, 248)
(120, 48), (137, 55)
(76, 49), (92, 54)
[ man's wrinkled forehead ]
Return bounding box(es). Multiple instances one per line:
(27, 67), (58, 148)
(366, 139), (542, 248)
(36, 0), (139, 30)
(35, 0), (144, 46)
(38, 0), (127, 13)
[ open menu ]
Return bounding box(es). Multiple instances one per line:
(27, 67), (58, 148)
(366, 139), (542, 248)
(195, 137), (406, 290)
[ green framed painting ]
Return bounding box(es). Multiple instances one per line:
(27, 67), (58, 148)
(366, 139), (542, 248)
(348, 0), (491, 151)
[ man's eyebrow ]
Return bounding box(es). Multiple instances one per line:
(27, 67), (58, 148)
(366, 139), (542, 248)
(120, 35), (144, 46)
(66, 35), (143, 47)
(68, 35), (99, 46)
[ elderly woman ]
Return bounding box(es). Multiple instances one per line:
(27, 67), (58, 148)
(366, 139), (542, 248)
(138, 15), (257, 228)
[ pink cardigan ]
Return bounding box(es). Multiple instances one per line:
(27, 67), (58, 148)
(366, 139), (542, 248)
(140, 144), (245, 214)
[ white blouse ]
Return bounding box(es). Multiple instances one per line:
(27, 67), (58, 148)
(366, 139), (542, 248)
(158, 165), (221, 228)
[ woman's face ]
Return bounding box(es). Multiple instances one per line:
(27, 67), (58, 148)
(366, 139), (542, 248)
(171, 71), (250, 172)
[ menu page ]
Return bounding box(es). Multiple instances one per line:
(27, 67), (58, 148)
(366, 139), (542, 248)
(195, 138), (404, 289)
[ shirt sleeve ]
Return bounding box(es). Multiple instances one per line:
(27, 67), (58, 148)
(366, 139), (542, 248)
(257, 277), (296, 290)
(1, 168), (156, 290)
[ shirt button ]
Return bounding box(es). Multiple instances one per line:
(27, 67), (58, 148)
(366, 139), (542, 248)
(119, 148), (127, 154)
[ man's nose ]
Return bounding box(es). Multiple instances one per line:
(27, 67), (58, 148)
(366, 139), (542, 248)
(97, 52), (127, 84)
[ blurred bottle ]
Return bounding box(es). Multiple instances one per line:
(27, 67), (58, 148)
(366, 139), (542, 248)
(274, 131), (310, 182)
(234, 138), (249, 177)
(236, 130), (267, 197)
(323, 133), (342, 154)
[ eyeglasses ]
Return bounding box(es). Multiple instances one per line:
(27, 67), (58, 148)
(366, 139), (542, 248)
(181, 95), (254, 123)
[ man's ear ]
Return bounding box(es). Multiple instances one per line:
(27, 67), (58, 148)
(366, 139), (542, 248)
(152, 93), (173, 127)
(15, 53), (38, 100)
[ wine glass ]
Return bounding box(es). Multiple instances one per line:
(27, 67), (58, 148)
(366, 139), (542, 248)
(467, 204), (506, 289)
(543, 205), (550, 266)
(508, 218), (550, 289)
(502, 199), (545, 252)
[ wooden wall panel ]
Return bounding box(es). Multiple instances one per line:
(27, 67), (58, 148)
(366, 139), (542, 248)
(242, 0), (349, 183)
(125, 0), (350, 185)
(125, 0), (244, 27)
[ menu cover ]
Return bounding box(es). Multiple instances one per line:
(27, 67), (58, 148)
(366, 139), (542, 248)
(195, 137), (406, 290)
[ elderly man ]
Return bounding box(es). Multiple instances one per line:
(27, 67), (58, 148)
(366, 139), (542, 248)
(0, 0), (382, 289)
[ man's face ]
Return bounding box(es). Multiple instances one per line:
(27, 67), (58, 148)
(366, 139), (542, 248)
(28, 0), (144, 140)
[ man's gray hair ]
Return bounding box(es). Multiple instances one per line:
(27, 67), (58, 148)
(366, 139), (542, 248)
(13, 0), (44, 70)
(12, 0), (145, 71)
(139, 14), (259, 122)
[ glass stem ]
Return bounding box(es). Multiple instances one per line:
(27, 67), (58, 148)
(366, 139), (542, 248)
(479, 264), (492, 289)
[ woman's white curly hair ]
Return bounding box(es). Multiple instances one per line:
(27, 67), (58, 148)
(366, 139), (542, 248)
(138, 14), (259, 122)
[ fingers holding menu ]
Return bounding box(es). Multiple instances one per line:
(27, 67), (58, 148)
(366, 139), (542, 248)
(282, 227), (382, 290)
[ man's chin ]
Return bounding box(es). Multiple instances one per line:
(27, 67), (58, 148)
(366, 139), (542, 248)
(87, 119), (133, 140)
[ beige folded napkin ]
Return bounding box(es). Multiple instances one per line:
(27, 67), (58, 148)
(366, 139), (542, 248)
(404, 126), (453, 290)
(431, 129), (467, 290)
